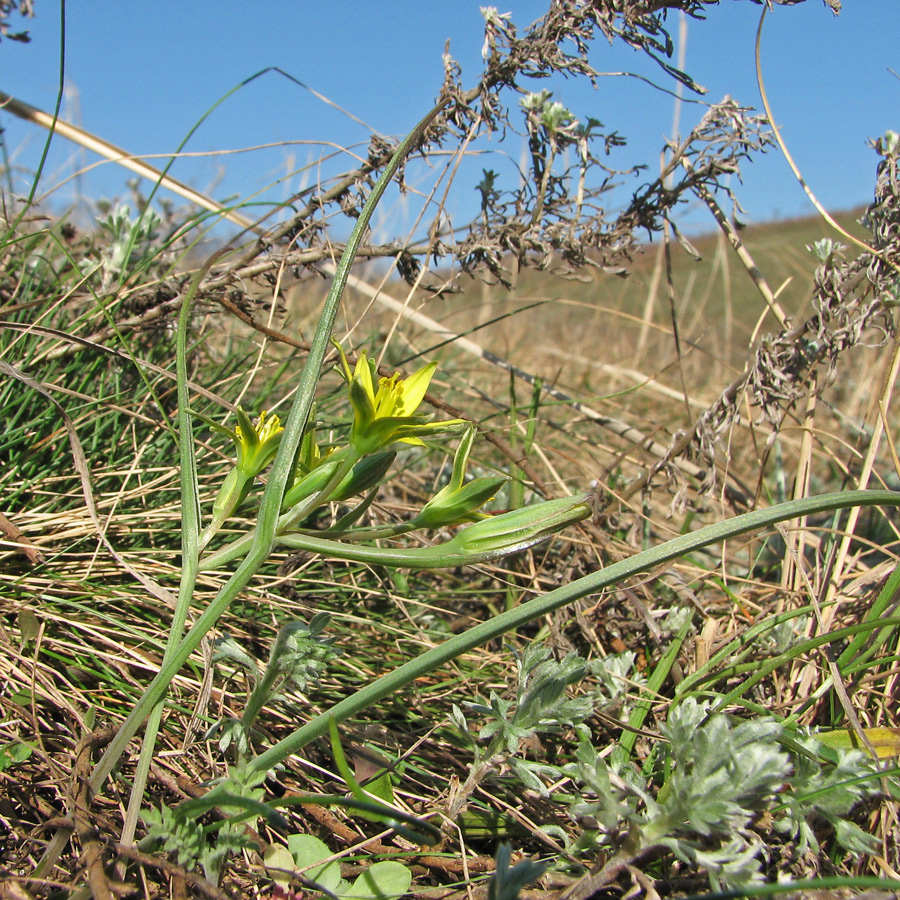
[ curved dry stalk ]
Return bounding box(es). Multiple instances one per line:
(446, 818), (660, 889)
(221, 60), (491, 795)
(754, 6), (900, 277)
(1, 89), (750, 503)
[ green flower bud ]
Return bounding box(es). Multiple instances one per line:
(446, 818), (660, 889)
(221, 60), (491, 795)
(410, 428), (507, 529)
(412, 475), (509, 530)
(445, 492), (593, 555)
(200, 407), (285, 548)
(331, 450), (396, 502)
(281, 450), (396, 512)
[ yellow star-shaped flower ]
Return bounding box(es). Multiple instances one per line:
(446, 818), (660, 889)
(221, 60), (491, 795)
(334, 342), (464, 456)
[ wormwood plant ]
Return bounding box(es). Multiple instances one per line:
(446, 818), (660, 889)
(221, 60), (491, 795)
(564, 700), (888, 892)
(451, 644), (893, 894)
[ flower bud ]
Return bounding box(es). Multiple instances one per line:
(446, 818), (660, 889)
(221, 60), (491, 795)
(412, 475), (509, 530)
(444, 492), (593, 556)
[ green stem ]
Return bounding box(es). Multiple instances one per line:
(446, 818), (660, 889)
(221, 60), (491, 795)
(272, 529), (555, 568)
(675, 603), (817, 699)
(199, 468), (252, 551)
(20, 4), (66, 216)
(241, 660), (285, 739)
(314, 523), (419, 542)
(619, 612), (693, 757)
(86, 97), (450, 796)
(200, 504), (584, 573)
(711, 614), (900, 715)
(244, 489), (900, 779)
(195, 528), (256, 571)
(197, 450), (362, 571)
(836, 558), (900, 672)
(119, 259), (208, 845)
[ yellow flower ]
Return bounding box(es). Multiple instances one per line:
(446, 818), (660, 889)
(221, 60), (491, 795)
(200, 407), (285, 549)
(231, 408), (284, 478)
(334, 341), (464, 456)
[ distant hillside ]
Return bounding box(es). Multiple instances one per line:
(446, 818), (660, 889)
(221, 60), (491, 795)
(454, 205), (871, 331)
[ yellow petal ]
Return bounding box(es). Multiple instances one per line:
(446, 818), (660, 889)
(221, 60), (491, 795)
(396, 361), (437, 416)
(256, 410), (283, 443)
(354, 351), (378, 404)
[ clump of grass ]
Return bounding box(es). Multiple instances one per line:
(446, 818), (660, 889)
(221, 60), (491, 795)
(3, 2), (900, 898)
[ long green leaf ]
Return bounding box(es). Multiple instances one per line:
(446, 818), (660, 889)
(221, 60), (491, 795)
(86, 98), (450, 796)
(245, 489), (900, 777)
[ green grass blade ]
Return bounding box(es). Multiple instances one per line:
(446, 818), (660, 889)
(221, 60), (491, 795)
(87, 98), (450, 796)
(835, 557), (900, 673)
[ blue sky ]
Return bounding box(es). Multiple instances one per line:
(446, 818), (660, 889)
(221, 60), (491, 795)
(2, 1), (897, 239)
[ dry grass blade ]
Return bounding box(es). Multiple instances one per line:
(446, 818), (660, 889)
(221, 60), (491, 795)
(0, 511), (44, 565)
(4, 2), (900, 895)
(0, 358), (176, 607)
